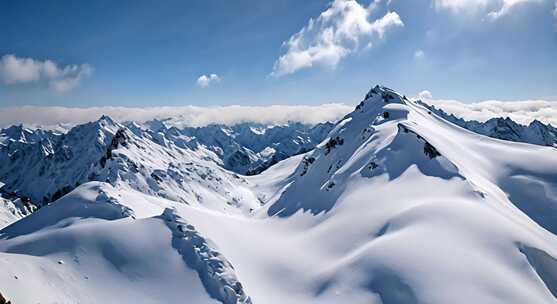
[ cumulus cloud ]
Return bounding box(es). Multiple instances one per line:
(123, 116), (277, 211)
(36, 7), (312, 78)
(196, 74), (221, 88)
(271, 0), (404, 76)
(0, 54), (93, 92)
(423, 97), (557, 126)
(418, 90), (433, 99)
(414, 49), (425, 59)
(0, 104), (353, 129)
(432, 0), (544, 20)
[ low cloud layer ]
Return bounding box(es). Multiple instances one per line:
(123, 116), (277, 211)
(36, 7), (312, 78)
(0, 104), (354, 129)
(2, 92), (556, 130)
(423, 97), (557, 126)
(271, 0), (403, 77)
(0, 54), (93, 92)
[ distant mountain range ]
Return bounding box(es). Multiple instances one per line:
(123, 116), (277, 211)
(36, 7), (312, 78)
(422, 101), (557, 147)
(0, 118), (332, 222)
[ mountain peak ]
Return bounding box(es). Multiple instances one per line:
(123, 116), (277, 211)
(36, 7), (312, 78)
(97, 115), (118, 127)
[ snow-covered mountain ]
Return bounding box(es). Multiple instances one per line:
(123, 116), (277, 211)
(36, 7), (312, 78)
(423, 102), (557, 147)
(135, 120), (333, 175)
(0, 118), (330, 210)
(0, 116), (261, 215)
(0, 85), (556, 303)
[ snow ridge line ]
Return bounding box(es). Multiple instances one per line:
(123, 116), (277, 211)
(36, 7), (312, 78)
(160, 208), (252, 304)
(95, 189), (135, 219)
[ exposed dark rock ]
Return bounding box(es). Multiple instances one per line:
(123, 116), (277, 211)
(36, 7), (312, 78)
(100, 128), (130, 168)
(364, 87), (379, 100)
(424, 142), (441, 159)
(382, 92), (395, 103)
(0, 291), (12, 304)
(324, 137), (344, 155)
(300, 156), (316, 176)
(51, 185), (72, 202)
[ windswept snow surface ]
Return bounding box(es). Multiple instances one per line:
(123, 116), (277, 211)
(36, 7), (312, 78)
(1, 85), (557, 303)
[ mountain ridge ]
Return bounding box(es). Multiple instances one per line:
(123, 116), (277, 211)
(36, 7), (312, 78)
(0, 85), (556, 303)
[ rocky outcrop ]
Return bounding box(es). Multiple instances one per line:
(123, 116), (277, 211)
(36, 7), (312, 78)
(161, 208), (252, 304)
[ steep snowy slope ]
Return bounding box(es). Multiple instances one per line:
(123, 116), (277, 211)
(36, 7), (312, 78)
(1, 85), (556, 304)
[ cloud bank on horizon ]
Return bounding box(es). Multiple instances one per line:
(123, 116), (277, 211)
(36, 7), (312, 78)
(0, 104), (354, 129)
(419, 92), (557, 126)
(1, 95), (556, 130)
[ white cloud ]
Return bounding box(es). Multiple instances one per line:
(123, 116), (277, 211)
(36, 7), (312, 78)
(423, 97), (557, 126)
(0, 54), (93, 92)
(196, 74), (221, 88)
(418, 90), (433, 99)
(414, 49), (425, 59)
(432, 0), (544, 20)
(49, 64), (94, 92)
(0, 104), (354, 129)
(0, 55), (42, 84)
(271, 0), (404, 77)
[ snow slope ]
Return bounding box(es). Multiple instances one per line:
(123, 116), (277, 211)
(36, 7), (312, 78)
(0, 182), (253, 303)
(1, 85), (556, 303)
(180, 86), (557, 303)
(0, 190), (218, 303)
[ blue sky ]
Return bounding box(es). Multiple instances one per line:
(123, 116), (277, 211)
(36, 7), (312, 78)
(0, 0), (556, 107)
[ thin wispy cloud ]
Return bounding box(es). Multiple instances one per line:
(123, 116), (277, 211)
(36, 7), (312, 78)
(432, 0), (546, 20)
(0, 54), (93, 92)
(0, 104), (353, 129)
(271, 0), (404, 77)
(196, 74), (221, 88)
